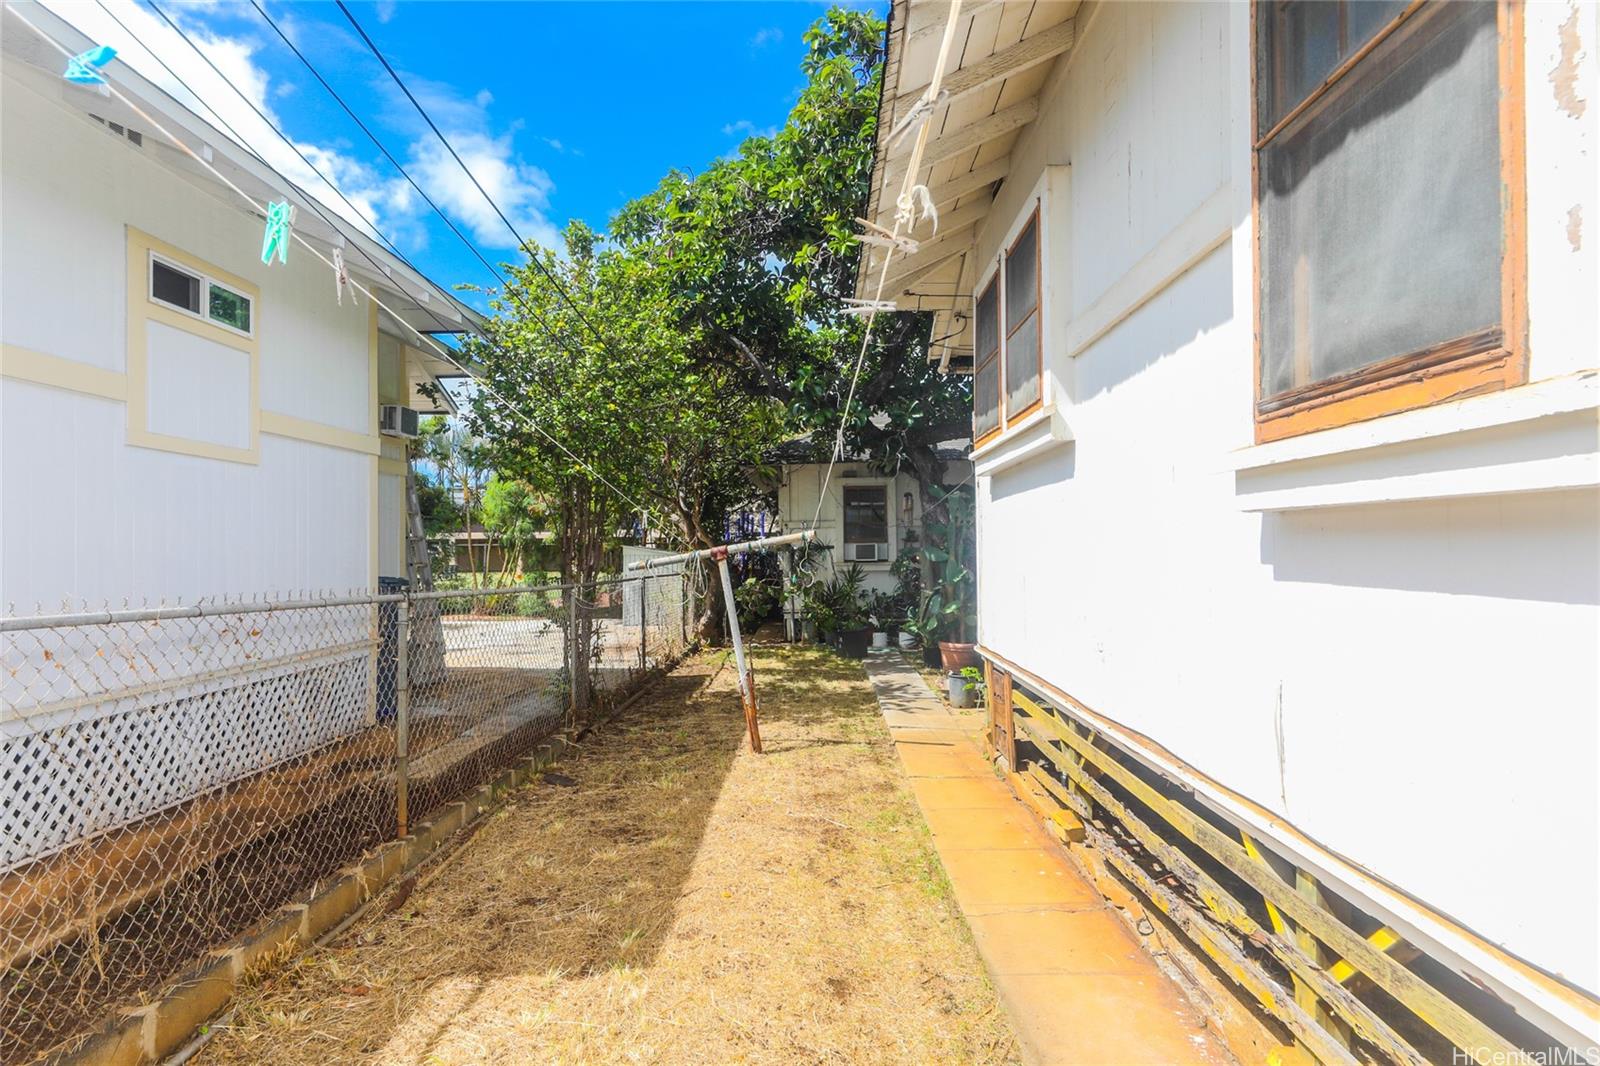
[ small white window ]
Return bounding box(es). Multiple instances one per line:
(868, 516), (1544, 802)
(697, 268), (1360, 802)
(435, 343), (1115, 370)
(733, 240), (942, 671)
(842, 485), (891, 563)
(149, 252), (253, 337)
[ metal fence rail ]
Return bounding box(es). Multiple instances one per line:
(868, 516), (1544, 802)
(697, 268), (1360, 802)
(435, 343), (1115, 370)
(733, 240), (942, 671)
(0, 568), (695, 1062)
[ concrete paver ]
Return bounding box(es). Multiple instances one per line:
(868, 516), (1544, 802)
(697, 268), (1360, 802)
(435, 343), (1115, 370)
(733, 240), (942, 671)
(863, 652), (1232, 1066)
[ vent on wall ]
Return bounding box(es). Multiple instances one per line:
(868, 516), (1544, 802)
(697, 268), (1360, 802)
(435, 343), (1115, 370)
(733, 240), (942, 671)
(89, 113), (143, 146)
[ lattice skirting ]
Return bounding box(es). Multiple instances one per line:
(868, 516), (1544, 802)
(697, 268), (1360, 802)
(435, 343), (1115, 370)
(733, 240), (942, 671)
(1, 647), (375, 871)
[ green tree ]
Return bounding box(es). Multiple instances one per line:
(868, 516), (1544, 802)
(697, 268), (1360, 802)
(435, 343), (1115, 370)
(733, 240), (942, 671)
(480, 475), (550, 581)
(611, 8), (970, 504)
(415, 415), (491, 585)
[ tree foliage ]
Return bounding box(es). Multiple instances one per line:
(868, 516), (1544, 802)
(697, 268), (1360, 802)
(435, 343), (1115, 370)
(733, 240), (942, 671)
(611, 8), (970, 492)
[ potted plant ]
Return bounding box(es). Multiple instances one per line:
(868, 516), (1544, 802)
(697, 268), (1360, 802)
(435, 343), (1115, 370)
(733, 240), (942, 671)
(828, 565), (872, 659)
(947, 670), (975, 708)
(868, 590), (895, 649)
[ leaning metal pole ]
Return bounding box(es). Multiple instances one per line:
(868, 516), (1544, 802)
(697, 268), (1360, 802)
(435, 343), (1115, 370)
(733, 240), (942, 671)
(627, 529), (817, 755)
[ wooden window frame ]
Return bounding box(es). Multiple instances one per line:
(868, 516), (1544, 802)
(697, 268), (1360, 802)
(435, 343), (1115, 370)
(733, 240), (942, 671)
(973, 273), (1003, 447)
(1003, 205), (1044, 428)
(1250, 0), (1527, 445)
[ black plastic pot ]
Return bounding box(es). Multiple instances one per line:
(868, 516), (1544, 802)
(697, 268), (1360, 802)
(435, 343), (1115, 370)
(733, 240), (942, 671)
(921, 643), (942, 669)
(836, 627), (871, 659)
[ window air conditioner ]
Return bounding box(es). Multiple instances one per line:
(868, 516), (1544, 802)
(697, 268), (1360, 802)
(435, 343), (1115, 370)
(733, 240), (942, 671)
(379, 404), (420, 439)
(843, 542), (889, 563)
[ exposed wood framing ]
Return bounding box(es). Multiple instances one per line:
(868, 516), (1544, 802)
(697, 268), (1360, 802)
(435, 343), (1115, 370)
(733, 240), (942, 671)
(896, 17), (1077, 112)
(930, 157), (1012, 210)
(905, 0), (1002, 47)
(1004, 684), (1523, 1064)
(879, 98), (1039, 192)
(880, 223), (980, 294)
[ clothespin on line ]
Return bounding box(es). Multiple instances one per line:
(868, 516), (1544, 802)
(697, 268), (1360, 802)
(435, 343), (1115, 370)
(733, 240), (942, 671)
(854, 216), (919, 256)
(332, 235), (356, 307)
(261, 200), (295, 266)
(64, 44), (116, 96)
(887, 88), (948, 148)
(839, 297), (899, 317)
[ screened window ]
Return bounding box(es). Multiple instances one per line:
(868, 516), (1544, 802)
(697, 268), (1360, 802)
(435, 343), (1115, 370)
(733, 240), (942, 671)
(973, 277), (1001, 440)
(1255, 0), (1521, 440)
(150, 253), (255, 337)
(842, 486), (889, 547)
(151, 259), (201, 314)
(1004, 211), (1042, 421)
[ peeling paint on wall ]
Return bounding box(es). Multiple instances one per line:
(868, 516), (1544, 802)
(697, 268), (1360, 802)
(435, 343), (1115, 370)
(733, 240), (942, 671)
(1568, 204), (1585, 252)
(1551, 3), (1589, 119)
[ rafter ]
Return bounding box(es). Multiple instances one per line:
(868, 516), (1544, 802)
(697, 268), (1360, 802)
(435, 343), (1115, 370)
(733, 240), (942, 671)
(879, 98), (1038, 194)
(895, 18), (1076, 114)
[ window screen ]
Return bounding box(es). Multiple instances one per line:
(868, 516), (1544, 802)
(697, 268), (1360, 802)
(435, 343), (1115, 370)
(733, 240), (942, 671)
(1004, 212), (1041, 418)
(208, 283), (251, 333)
(151, 259), (201, 314)
(973, 277), (1000, 438)
(1257, 1), (1503, 404)
(842, 486), (888, 545)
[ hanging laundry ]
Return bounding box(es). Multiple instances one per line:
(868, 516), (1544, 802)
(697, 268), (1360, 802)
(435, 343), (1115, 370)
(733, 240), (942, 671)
(63, 44), (116, 93)
(261, 200), (294, 266)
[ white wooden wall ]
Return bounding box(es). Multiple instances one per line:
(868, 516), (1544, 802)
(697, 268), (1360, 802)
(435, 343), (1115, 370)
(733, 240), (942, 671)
(969, 0), (1599, 997)
(0, 71), (378, 609)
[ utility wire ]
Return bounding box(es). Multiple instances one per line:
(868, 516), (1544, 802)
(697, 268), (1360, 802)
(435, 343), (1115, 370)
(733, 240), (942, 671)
(126, 0), (678, 534)
(244, 0), (675, 422)
(332, 0), (624, 365)
(3, 4), (660, 533)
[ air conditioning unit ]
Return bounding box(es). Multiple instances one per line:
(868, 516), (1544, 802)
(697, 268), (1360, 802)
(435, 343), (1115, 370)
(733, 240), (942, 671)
(379, 404), (420, 439)
(843, 542), (889, 563)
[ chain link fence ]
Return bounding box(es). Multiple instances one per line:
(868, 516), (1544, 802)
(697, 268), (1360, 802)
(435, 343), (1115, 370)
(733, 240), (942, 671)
(0, 567), (695, 1062)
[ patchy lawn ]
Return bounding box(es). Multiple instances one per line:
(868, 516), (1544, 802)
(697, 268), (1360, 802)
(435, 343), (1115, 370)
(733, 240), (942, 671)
(199, 643), (1020, 1065)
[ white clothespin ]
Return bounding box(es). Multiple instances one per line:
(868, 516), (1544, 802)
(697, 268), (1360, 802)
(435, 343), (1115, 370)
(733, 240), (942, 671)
(332, 236), (355, 307)
(839, 298), (899, 317)
(854, 217), (919, 255)
(888, 89), (948, 148)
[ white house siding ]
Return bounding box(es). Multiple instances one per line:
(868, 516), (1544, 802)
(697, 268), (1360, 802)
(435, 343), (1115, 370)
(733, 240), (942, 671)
(970, 0), (1599, 997)
(0, 70), (377, 606)
(776, 463), (925, 598)
(0, 69), (383, 866)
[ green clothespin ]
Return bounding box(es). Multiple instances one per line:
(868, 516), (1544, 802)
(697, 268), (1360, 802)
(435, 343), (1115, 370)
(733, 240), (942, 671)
(261, 200), (294, 266)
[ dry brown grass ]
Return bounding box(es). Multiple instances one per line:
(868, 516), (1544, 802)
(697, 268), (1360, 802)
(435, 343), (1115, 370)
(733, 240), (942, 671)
(198, 643), (1020, 1065)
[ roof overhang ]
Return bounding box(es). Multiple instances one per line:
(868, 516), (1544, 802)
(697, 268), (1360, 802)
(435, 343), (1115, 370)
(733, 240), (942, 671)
(2, 1), (485, 343)
(858, 0), (1079, 372)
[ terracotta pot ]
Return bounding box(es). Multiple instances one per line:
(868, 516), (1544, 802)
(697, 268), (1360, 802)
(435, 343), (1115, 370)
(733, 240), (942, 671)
(938, 641), (980, 672)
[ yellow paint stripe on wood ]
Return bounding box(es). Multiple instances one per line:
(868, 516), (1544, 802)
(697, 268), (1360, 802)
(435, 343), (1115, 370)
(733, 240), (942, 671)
(1010, 686), (1512, 1061)
(259, 410), (381, 456)
(0, 345), (128, 401)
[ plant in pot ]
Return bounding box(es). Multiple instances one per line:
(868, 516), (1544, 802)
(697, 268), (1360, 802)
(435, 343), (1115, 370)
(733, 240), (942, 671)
(868, 590), (896, 650)
(888, 540), (922, 651)
(825, 565), (872, 659)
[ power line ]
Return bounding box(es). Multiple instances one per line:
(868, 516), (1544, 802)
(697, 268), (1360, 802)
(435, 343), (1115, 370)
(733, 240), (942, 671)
(332, 0), (624, 366)
(2, 4), (661, 534)
(243, 0), (676, 422)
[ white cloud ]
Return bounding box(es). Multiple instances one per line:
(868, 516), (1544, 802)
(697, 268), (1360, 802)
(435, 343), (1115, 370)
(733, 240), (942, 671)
(37, 0), (564, 255)
(722, 119), (777, 140)
(374, 0), (397, 24)
(750, 27), (783, 48)
(406, 131), (560, 251)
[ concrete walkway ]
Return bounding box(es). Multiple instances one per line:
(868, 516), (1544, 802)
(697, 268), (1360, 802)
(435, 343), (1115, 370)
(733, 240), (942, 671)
(864, 651), (1232, 1066)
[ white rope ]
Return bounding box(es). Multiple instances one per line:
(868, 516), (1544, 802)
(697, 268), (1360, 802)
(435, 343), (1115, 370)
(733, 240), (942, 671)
(808, 0), (964, 534)
(7, 5), (675, 541)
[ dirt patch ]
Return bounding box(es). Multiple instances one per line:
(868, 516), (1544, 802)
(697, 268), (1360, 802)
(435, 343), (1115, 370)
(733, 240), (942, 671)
(198, 646), (1019, 1064)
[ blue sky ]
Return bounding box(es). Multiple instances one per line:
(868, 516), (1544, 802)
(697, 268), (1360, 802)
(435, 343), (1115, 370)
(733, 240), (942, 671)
(55, 0), (882, 306)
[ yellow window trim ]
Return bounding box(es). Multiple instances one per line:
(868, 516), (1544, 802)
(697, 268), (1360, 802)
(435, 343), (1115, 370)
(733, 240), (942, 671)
(0, 344), (128, 401)
(126, 226), (262, 464)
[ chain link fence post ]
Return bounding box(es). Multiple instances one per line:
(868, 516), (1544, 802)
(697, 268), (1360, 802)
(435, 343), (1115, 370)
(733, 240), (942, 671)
(395, 595), (411, 838)
(640, 573), (649, 675)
